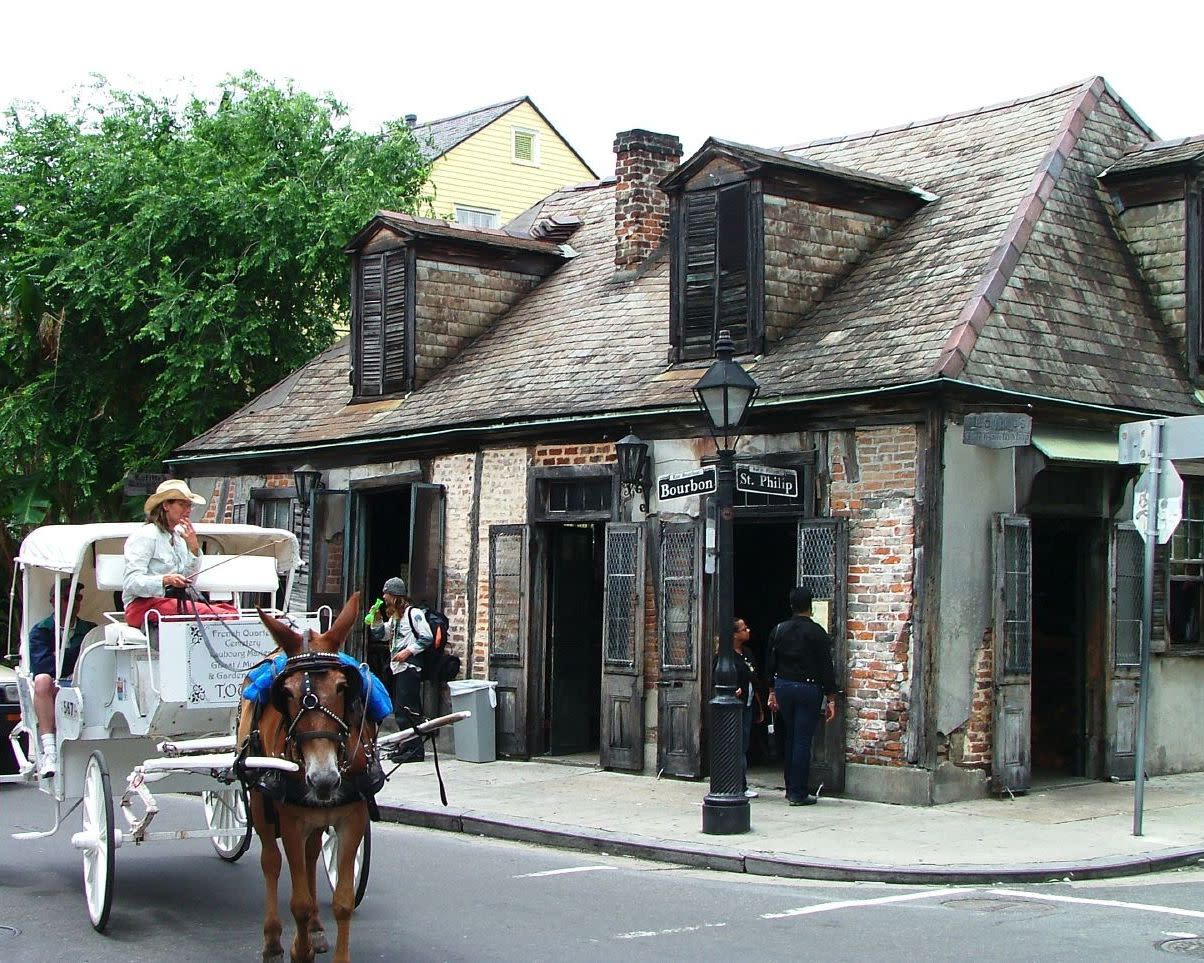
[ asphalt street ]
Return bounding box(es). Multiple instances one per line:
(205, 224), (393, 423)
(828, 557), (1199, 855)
(3, 783), (1204, 961)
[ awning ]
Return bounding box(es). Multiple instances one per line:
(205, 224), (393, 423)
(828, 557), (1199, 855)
(1031, 426), (1119, 464)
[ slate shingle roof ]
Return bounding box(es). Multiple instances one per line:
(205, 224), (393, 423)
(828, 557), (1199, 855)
(177, 78), (1200, 460)
(412, 97), (527, 161)
(1101, 135), (1204, 177)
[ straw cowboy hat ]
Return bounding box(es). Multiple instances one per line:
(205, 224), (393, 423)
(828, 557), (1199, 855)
(144, 479), (207, 514)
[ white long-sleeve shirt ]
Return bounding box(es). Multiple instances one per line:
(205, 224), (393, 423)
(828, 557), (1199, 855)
(122, 523), (202, 607)
(376, 606), (433, 675)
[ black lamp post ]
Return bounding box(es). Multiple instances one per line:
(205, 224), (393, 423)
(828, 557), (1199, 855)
(615, 433), (652, 514)
(292, 464), (322, 575)
(694, 329), (759, 835)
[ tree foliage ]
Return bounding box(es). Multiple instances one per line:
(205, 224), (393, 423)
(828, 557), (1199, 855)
(0, 73), (430, 534)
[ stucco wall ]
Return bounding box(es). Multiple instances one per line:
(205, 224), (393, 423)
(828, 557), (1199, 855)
(935, 421), (1015, 744)
(1147, 656), (1204, 773)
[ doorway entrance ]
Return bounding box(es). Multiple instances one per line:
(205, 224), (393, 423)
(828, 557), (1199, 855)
(1030, 518), (1089, 780)
(543, 523), (604, 756)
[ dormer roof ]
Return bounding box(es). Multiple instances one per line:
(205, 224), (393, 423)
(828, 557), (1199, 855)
(345, 210), (570, 260)
(1100, 135), (1204, 179)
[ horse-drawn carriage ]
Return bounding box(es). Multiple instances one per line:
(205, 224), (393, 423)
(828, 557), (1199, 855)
(5, 522), (458, 953)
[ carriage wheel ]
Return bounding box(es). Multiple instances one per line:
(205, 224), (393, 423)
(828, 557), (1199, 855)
(202, 786), (252, 862)
(81, 750), (115, 932)
(321, 822), (371, 907)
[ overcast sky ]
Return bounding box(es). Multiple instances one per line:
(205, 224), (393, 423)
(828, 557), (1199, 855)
(3, 1), (1200, 177)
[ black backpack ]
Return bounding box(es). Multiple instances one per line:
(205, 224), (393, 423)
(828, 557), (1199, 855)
(410, 606), (460, 682)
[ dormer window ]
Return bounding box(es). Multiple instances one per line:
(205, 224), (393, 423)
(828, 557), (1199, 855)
(671, 180), (761, 361)
(353, 247), (413, 397)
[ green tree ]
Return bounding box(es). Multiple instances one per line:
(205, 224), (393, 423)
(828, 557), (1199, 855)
(0, 72), (430, 538)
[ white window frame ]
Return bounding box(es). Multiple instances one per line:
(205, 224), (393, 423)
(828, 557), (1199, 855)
(453, 205), (502, 230)
(512, 126), (540, 167)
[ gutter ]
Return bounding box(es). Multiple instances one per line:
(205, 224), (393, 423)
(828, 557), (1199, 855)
(167, 376), (1181, 469)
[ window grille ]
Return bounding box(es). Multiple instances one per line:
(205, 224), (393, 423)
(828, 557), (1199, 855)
(660, 523), (697, 670)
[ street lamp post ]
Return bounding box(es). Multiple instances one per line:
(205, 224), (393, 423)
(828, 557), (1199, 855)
(292, 464), (322, 588)
(694, 329), (759, 835)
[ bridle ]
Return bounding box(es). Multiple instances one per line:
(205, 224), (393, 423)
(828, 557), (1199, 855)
(270, 648), (366, 774)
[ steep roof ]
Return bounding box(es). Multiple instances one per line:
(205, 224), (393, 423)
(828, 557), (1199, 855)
(176, 79), (1198, 462)
(412, 97), (527, 160)
(1101, 135), (1204, 177)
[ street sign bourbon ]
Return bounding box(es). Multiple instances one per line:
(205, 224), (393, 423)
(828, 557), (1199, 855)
(657, 467), (717, 500)
(736, 464), (799, 498)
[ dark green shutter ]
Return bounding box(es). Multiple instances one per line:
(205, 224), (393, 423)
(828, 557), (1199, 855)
(358, 254), (385, 396)
(382, 251), (408, 394)
(679, 183), (751, 358)
(683, 192), (718, 356)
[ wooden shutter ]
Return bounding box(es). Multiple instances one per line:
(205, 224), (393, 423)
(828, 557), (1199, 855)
(382, 250), (408, 394)
(357, 254), (384, 396)
(678, 183), (752, 359)
(356, 249), (408, 396)
(490, 525), (531, 757)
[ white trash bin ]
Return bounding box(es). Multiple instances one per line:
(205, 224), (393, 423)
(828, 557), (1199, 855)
(447, 679), (497, 763)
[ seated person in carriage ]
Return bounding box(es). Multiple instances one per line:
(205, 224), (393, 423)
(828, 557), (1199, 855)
(30, 579), (96, 778)
(122, 479), (239, 628)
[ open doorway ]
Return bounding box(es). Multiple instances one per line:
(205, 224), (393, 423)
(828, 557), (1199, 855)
(543, 523), (604, 757)
(733, 519), (797, 777)
(1030, 518), (1088, 782)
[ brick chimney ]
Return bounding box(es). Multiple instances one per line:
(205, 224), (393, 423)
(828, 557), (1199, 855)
(613, 129), (682, 272)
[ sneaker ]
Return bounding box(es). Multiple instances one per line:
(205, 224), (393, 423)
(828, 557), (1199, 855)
(38, 749), (57, 779)
(743, 788), (759, 798)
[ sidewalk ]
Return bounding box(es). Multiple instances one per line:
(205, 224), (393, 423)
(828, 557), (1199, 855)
(374, 757), (1204, 884)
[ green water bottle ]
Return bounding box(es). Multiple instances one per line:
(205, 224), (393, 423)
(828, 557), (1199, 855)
(364, 597), (385, 626)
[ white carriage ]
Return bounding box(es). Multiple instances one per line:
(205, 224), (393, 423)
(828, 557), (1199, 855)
(4, 522), (333, 931)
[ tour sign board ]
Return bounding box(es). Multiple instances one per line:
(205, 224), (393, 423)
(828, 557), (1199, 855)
(122, 471), (169, 496)
(736, 464), (799, 498)
(657, 467), (717, 501)
(962, 412), (1033, 449)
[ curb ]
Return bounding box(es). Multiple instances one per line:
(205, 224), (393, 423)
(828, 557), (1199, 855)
(377, 802), (1204, 885)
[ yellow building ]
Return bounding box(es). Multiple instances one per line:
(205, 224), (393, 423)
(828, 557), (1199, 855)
(410, 97), (596, 227)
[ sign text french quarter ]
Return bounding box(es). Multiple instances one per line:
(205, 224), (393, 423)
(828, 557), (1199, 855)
(657, 467), (717, 500)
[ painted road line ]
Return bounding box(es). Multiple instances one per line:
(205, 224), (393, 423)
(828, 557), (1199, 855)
(991, 889), (1204, 920)
(761, 888), (963, 919)
(513, 865), (615, 879)
(616, 923), (728, 940)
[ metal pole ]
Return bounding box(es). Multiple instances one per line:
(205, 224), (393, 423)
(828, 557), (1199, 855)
(1133, 421), (1161, 836)
(702, 446), (750, 834)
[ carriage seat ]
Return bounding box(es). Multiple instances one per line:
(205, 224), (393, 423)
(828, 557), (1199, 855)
(95, 552), (280, 601)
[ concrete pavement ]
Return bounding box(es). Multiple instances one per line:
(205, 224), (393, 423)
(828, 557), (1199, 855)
(374, 756), (1204, 884)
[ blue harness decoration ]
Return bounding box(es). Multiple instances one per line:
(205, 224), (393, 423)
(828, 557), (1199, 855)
(244, 652), (392, 723)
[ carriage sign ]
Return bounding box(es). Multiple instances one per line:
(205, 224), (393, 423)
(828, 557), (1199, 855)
(736, 464), (799, 498)
(183, 620), (288, 707)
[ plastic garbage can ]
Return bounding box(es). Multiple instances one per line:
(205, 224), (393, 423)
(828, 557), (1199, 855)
(447, 679), (497, 763)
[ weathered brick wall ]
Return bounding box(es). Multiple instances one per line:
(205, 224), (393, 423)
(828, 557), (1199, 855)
(1116, 201), (1186, 354)
(414, 260), (544, 388)
(472, 447), (530, 678)
(531, 442), (617, 467)
(432, 453), (478, 676)
(829, 425), (917, 766)
(763, 195), (897, 347)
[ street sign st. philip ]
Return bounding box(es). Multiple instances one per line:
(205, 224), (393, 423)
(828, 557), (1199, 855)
(736, 464), (799, 498)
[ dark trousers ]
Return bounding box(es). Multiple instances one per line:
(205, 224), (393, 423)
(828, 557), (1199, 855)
(775, 678), (822, 801)
(392, 668), (422, 721)
(740, 702), (753, 791)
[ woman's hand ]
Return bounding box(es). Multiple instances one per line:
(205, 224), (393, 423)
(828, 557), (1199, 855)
(163, 573), (189, 589)
(177, 517), (200, 555)
(391, 649), (412, 664)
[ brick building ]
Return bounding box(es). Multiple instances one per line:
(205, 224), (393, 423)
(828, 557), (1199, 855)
(172, 78), (1204, 804)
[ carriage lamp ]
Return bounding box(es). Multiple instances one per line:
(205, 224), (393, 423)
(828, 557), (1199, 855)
(292, 465), (323, 510)
(615, 433), (652, 514)
(695, 329), (758, 836)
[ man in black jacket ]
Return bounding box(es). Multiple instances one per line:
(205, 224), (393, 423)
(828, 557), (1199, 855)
(766, 586), (839, 806)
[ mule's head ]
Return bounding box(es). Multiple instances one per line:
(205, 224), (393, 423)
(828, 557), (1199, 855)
(258, 593), (363, 804)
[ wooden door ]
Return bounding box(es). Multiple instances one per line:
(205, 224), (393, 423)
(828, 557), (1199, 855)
(796, 517), (849, 793)
(600, 523), (645, 771)
(489, 525), (531, 757)
(656, 519), (703, 777)
(993, 514), (1033, 793)
(1107, 522), (1142, 779)
(408, 482), (445, 608)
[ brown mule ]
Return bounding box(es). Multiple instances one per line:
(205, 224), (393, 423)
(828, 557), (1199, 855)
(237, 593), (377, 963)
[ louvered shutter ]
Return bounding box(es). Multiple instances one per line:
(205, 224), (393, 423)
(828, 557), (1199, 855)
(682, 191), (718, 357)
(357, 254), (385, 396)
(382, 250), (408, 394)
(679, 183), (751, 358)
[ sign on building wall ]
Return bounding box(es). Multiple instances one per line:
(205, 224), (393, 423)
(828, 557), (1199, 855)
(962, 412), (1033, 449)
(658, 467), (717, 501)
(736, 464), (798, 497)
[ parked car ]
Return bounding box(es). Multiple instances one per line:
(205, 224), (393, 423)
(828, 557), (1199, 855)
(1, 658), (21, 774)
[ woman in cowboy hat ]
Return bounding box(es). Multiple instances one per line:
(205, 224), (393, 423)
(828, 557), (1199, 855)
(122, 479), (238, 628)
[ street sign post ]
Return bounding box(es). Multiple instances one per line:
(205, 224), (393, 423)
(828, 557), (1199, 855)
(657, 467), (717, 501)
(735, 464), (798, 498)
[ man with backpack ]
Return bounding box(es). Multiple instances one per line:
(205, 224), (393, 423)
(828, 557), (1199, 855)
(369, 576), (432, 762)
